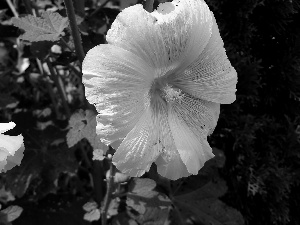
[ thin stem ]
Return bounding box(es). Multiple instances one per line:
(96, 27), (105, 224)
(61, 38), (74, 52)
(6, 0), (18, 17)
(144, 0), (154, 13)
(45, 81), (60, 118)
(63, 0), (85, 64)
(88, 0), (111, 18)
(46, 58), (71, 117)
(92, 160), (103, 207)
(101, 157), (115, 225)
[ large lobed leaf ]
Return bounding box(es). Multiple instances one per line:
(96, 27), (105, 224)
(172, 178), (245, 225)
(12, 11), (68, 42)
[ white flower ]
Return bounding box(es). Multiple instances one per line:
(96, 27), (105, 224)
(0, 122), (25, 173)
(82, 0), (237, 180)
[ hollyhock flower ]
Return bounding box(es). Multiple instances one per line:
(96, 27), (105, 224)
(0, 122), (25, 172)
(82, 0), (237, 179)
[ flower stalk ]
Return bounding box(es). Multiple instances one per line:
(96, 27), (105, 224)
(101, 155), (115, 225)
(63, 0), (85, 64)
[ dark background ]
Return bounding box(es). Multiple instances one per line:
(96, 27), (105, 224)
(0, 0), (300, 224)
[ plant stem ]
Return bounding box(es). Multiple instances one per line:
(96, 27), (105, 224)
(144, 0), (154, 12)
(6, 0), (18, 17)
(63, 0), (85, 64)
(46, 58), (71, 117)
(88, 0), (111, 18)
(92, 160), (103, 206)
(101, 157), (115, 225)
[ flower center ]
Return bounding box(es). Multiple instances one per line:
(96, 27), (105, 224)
(150, 78), (183, 104)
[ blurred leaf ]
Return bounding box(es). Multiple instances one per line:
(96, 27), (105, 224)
(12, 11), (68, 42)
(0, 94), (17, 109)
(0, 205), (23, 222)
(112, 212), (138, 225)
(83, 208), (100, 222)
(82, 201), (100, 222)
(4, 135), (77, 198)
(30, 41), (53, 60)
(53, 52), (77, 66)
(83, 201), (97, 212)
(0, 10), (7, 21)
(172, 179), (244, 225)
(126, 178), (171, 224)
(0, 187), (15, 204)
(107, 197), (120, 218)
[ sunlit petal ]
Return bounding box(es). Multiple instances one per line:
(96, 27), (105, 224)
(107, 0), (213, 78)
(83, 44), (153, 145)
(168, 94), (219, 174)
(152, 0), (213, 72)
(172, 15), (237, 104)
(107, 4), (169, 75)
(0, 122), (16, 134)
(112, 108), (160, 177)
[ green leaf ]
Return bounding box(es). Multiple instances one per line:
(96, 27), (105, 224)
(126, 178), (171, 224)
(173, 179), (244, 225)
(83, 209), (100, 222)
(0, 205), (23, 222)
(66, 109), (96, 148)
(12, 11), (68, 42)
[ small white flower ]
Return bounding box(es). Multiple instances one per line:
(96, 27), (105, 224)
(0, 122), (25, 172)
(82, 0), (237, 179)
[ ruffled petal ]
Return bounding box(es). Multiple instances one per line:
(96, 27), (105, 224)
(82, 44), (153, 145)
(152, 0), (213, 72)
(106, 4), (169, 75)
(107, 0), (213, 77)
(167, 94), (219, 174)
(172, 15), (237, 104)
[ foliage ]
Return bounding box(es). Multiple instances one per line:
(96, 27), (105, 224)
(0, 0), (299, 225)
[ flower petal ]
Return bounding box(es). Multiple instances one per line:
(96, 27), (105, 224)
(0, 134), (23, 155)
(82, 44), (153, 145)
(172, 15), (237, 104)
(106, 4), (169, 75)
(151, 0), (213, 71)
(107, 0), (213, 77)
(0, 122), (16, 134)
(5, 144), (25, 171)
(113, 95), (188, 179)
(112, 108), (161, 177)
(167, 94), (219, 174)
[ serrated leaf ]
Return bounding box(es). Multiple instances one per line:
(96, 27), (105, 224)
(12, 11), (68, 42)
(1, 205), (23, 222)
(173, 179), (244, 225)
(67, 109), (108, 155)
